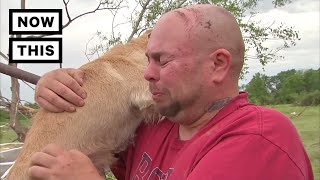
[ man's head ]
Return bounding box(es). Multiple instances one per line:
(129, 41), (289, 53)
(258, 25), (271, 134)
(144, 4), (245, 123)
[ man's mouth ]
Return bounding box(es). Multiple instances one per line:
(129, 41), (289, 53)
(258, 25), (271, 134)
(151, 91), (163, 95)
(150, 90), (164, 100)
(150, 85), (166, 100)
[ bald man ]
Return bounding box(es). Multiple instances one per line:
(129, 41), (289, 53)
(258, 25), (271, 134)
(29, 4), (313, 180)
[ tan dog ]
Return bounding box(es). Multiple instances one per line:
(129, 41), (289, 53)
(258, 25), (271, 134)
(7, 30), (161, 179)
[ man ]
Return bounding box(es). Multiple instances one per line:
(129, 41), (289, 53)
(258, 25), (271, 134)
(29, 4), (313, 180)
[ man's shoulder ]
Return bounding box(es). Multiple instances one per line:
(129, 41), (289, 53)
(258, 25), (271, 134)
(233, 103), (294, 133)
(183, 104), (312, 180)
(215, 92), (293, 136)
(225, 104), (310, 174)
(242, 105), (298, 138)
(229, 104), (302, 148)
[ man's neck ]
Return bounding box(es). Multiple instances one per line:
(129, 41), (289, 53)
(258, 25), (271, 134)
(178, 97), (233, 141)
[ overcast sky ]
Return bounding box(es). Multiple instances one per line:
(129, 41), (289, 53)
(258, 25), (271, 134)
(0, 0), (319, 103)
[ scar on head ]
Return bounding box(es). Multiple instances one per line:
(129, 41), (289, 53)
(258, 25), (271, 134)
(204, 20), (211, 29)
(173, 10), (189, 26)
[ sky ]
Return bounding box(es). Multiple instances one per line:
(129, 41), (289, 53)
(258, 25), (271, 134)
(0, 0), (319, 103)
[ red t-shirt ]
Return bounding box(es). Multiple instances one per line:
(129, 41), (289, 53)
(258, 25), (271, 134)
(111, 92), (313, 180)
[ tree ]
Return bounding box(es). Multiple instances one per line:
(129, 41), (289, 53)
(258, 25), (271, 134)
(298, 69), (320, 106)
(302, 69), (320, 93)
(246, 69), (320, 105)
(245, 73), (270, 105)
(269, 69), (308, 104)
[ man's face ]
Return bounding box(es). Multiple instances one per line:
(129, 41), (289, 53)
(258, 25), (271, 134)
(144, 15), (208, 119)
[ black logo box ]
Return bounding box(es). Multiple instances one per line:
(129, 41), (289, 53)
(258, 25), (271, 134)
(9, 9), (62, 35)
(9, 38), (62, 63)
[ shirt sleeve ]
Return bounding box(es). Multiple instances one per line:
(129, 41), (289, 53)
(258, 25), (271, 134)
(186, 135), (306, 180)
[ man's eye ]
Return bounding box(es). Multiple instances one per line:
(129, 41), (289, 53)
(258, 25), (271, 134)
(160, 55), (173, 66)
(160, 60), (169, 66)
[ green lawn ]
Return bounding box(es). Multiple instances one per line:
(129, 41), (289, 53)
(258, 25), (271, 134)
(1, 105), (319, 179)
(0, 110), (32, 143)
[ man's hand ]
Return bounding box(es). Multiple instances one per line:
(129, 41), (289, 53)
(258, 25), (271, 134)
(28, 144), (103, 180)
(35, 68), (87, 113)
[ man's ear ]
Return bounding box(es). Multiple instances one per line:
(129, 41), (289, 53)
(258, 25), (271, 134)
(208, 48), (231, 83)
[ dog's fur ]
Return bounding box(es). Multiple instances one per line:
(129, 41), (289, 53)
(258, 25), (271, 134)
(7, 30), (160, 179)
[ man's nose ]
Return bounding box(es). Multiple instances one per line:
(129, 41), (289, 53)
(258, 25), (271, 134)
(144, 61), (160, 82)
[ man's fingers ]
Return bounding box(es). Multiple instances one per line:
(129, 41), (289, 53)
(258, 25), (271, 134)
(28, 166), (51, 179)
(56, 72), (87, 100)
(35, 68), (86, 113)
(67, 68), (85, 86)
(42, 144), (65, 157)
(30, 152), (56, 168)
(48, 80), (85, 107)
(37, 96), (65, 113)
(69, 149), (88, 160)
(38, 89), (76, 112)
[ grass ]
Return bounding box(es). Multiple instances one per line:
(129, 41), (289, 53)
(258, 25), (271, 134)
(1, 105), (319, 179)
(0, 110), (32, 143)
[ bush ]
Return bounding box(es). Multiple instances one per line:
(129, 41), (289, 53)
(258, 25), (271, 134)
(297, 90), (320, 106)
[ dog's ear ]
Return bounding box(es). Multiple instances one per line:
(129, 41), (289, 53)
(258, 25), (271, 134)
(141, 104), (164, 123)
(129, 85), (163, 123)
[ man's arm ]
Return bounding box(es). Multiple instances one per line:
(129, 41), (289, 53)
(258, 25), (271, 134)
(35, 68), (87, 112)
(29, 144), (104, 180)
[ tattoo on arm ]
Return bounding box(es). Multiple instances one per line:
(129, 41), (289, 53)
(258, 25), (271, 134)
(207, 97), (233, 112)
